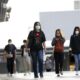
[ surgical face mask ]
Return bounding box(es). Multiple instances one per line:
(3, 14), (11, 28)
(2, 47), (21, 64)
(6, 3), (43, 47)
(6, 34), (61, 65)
(24, 43), (26, 46)
(75, 31), (79, 35)
(8, 42), (12, 45)
(35, 26), (40, 32)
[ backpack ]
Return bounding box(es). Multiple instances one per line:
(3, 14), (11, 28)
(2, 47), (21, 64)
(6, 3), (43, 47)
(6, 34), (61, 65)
(54, 39), (64, 52)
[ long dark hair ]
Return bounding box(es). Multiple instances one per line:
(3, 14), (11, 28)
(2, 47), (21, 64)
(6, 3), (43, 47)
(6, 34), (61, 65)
(33, 22), (41, 32)
(55, 29), (63, 38)
(73, 26), (80, 35)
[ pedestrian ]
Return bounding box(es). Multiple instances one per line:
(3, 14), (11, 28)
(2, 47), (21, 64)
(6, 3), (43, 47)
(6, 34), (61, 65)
(27, 22), (46, 78)
(51, 29), (65, 77)
(21, 40), (31, 76)
(69, 26), (80, 75)
(4, 39), (16, 77)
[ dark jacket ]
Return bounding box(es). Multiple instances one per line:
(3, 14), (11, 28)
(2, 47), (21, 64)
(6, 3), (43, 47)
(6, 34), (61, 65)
(21, 45), (26, 57)
(4, 44), (16, 59)
(70, 34), (80, 54)
(28, 30), (46, 52)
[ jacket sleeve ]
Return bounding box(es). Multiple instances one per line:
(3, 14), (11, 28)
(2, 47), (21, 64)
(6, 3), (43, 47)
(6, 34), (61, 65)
(27, 31), (33, 48)
(51, 38), (56, 46)
(69, 35), (73, 48)
(61, 37), (65, 44)
(20, 45), (23, 57)
(42, 31), (46, 43)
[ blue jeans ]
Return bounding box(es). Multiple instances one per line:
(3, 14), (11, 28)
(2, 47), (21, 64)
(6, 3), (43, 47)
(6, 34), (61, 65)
(74, 54), (80, 71)
(31, 50), (43, 77)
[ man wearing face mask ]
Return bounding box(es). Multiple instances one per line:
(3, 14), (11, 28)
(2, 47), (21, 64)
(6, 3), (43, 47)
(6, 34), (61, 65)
(4, 39), (16, 77)
(69, 26), (80, 75)
(27, 22), (46, 78)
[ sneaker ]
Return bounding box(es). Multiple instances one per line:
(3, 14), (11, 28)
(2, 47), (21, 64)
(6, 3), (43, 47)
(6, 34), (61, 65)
(40, 74), (43, 78)
(75, 71), (79, 76)
(75, 73), (79, 76)
(57, 74), (60, 77)
(60, 71), (63, 75)
(34, 76), (38, 78)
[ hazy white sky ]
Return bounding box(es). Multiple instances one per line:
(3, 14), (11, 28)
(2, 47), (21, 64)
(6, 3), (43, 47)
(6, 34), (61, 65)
(0, 0), (74, 48)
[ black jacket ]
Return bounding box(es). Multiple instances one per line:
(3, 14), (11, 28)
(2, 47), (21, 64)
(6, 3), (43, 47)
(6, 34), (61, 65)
(70, 34), (80, 54)
(28, 30), (46, 52)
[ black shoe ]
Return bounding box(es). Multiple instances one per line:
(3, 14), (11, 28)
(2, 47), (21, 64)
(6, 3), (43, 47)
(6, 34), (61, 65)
(40, 74), (43, 78)
(34, 75), (38, 78)
(57, 74), (60, 77)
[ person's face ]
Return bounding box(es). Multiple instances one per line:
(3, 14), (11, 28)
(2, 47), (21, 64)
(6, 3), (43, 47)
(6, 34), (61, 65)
(56, 31), (61, 37)
(75, 29), (79, 35)
(35, 25), (41, 32)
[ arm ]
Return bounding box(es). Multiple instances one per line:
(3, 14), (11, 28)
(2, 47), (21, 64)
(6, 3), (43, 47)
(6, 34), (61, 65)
(42, 42), (46, 51)
(61, 37), (65, 44)
(69, 36), (73, 51)
(13, 45), (17, 60)
(51, 38), (56, 46)
(42, 31), (46, 51)
(3, 51), (7, 62)
(27, 31), (33, 49)
(3, 46), (8, 60)
(20, 45), (24, 57)
(27, 31), (33, 53)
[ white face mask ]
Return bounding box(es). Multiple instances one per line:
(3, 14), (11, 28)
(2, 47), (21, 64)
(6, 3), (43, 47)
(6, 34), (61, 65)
(75, 31), (79, 35)
(35, 26), (40, 32)
(24, 43), (26, 46)
(8, 42), (12, 45)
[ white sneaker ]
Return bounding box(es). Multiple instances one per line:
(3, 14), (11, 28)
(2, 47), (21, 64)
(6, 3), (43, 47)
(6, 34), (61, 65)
(75, 72), (79, 76)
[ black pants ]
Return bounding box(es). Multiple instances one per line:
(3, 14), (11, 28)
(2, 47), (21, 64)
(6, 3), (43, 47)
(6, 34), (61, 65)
(54, 52), (64, 74)
(7, 58), (14, 74)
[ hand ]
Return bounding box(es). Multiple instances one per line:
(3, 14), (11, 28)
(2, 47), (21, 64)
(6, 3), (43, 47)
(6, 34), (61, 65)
(52, 46), (55, 51)
(69, 48), (72, 53)
(27, 48), (30, 53)
(69, 48), (72, 51)
(43, 48), (47, 53)
(14, 60), (16, 64)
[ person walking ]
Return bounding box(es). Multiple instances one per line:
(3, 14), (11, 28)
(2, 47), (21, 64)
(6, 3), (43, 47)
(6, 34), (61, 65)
(21, 40), (31, 76)
(4, 39), (16, 77)
(27, 22), (46, 78)
(51, 29), (65, 77)
(69, 26), (80, 75)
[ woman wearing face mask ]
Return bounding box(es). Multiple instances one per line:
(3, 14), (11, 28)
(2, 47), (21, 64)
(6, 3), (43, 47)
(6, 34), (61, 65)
(69, 26), (80, 75)
(51, 29), (65, 77)
(27, 22), (46, 78)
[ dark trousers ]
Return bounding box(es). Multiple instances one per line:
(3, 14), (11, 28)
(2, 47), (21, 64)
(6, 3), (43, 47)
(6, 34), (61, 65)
(7, 58), (14, 74)
(31, 50), (43, 77)
(54, 52), (64, 74)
